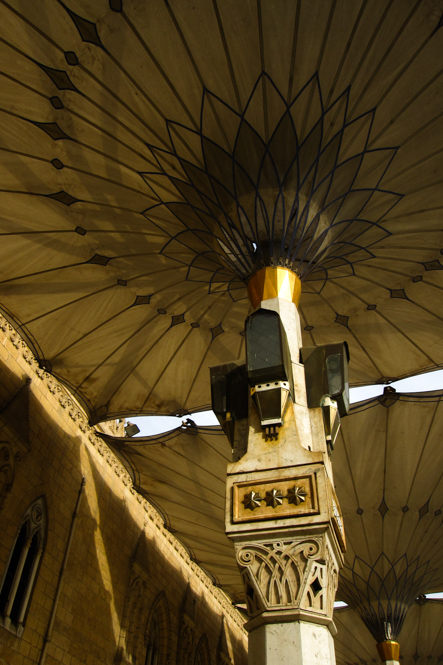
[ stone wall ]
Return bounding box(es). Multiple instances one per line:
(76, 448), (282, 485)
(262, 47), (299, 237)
(0, 314), (248, 665)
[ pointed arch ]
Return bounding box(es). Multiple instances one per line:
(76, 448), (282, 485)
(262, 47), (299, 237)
(116, 532), (151, 665)
(177, 585), (196, 665)
(126, 573), (147, 661)
(177, 622), (194, 665)
(194, 634), (211, 665)
(0, 442), (15, 513)
(144, 591), (171, 665)
(217, 617), (234, 665)
(0, 495), (47, 636)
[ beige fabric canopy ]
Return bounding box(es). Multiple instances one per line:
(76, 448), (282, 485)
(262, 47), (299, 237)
(334, 600), (443, 665)
(333, 389), (443, 640)
(0, 2), (442, 422)
(334, 390), (443, 595)
(101, 390), (443, 607)
(100, 423), (244, 601)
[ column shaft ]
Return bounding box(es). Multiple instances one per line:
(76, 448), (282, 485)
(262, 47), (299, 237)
(249, 622), (336, 665)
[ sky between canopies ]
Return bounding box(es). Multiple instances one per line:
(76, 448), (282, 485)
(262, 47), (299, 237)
(129, 369), (443, 437)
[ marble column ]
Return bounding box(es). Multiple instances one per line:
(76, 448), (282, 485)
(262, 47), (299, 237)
(225, 267), (346, 665)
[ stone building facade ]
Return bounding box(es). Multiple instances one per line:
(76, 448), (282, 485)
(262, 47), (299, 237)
(0, 314), (248, 665)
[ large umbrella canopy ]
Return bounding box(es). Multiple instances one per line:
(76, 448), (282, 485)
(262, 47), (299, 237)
(334, 600), (443, 665)
(0, 1), (443, 422)
(334, 390), (443, 641)
(100, 422), (244, 601)
(100, 391), (443, 606)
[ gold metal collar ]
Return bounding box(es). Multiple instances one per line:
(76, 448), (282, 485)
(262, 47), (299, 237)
(376, 641), (400, 662)
(247, 267), (301, 309)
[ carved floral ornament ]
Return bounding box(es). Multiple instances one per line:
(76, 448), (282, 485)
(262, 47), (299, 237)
(234, 536), (339, 619)
(31, 504), (43, 524)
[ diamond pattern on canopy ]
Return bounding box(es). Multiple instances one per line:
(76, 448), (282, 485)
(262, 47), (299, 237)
(334, 600), (443, 665)
(100, 390), (443, 607)
(334, 389), (443, 640)
(0, 2), (442, 421)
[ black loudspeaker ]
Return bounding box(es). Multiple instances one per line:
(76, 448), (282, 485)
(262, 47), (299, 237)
(300, 343), (350, 417)
(245, 309), (293, 395)
(210, 363), (249, 444)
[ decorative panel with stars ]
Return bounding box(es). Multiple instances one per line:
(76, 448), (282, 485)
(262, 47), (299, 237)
(232, 473), (318, 523)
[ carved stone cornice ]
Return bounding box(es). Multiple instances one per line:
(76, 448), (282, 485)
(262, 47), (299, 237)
(0, 313), (247, 634)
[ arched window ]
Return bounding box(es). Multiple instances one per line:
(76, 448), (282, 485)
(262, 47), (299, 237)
(216, 618), (234, 665)
(126, 575), (147, 661)
(177, 622), (194, 665)
(144, 592), (170, 665)
(0, 442), (14, 512)
(194, 635), (211, 665)
(0, 496), (46, 636)
(145, 612), (159, 665)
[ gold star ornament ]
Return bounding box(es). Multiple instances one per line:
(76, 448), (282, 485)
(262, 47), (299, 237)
(264, 488), (284, 508)
(242, 490), (263, 511)
(286, 486), (308, 505)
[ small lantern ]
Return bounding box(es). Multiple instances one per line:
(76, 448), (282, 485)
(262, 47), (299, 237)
(250, 380), (291, 440)
(321, 395), (340, 451)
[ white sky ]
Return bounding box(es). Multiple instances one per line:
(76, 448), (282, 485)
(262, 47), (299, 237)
(130, 368), (443, 437)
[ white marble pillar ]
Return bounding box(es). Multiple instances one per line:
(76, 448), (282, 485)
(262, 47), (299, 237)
(248, 621), (336, 665)
(225, 267), (346, 665)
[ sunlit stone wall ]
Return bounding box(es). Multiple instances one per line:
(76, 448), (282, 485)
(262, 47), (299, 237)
(0, 315), (247, 665)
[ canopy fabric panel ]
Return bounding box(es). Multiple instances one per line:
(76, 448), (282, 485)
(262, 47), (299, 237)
(334, 390), (443, 596)
(100, 423), (244, 602)
(334, 600), (443, 665)
(101, 390), (443, 605)
(0, 2), (442, 421)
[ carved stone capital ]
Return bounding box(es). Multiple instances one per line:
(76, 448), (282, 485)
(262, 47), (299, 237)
(233, 529), (340, 624)
(226, 456), (344, 629)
